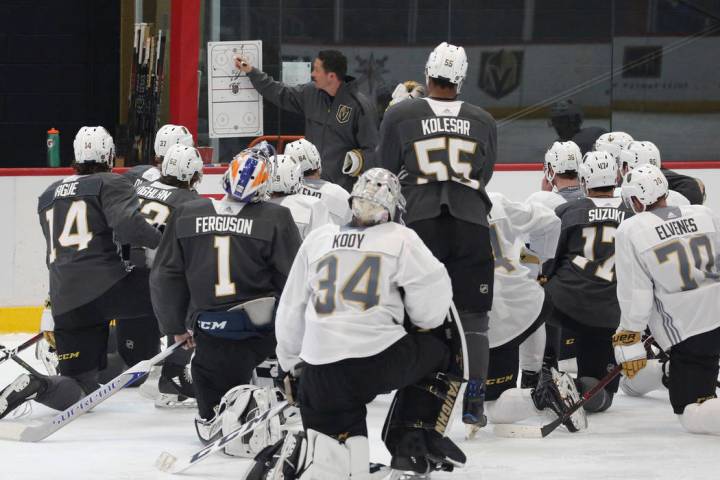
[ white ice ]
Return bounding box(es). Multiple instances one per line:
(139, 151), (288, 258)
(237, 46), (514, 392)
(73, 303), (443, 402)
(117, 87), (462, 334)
(0, 333), (717, 480)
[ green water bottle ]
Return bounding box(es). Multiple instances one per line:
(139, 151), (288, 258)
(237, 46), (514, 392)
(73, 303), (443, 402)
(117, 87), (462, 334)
(47, 128), (60, 167)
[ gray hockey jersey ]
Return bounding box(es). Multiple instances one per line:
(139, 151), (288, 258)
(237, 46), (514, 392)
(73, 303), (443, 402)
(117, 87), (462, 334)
(37, 173), (161, 315)
(150, 197), (302, 335)
(124, 165), (161, 187)
(371, 97), (497, 226)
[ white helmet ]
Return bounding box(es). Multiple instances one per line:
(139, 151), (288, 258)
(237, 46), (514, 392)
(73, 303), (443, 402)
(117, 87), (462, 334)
(621, 164), (668, 213)
(425, 42), (468, 92)
(578, 151), (618, 191)
(154, 124), (194, 158)
(594, 131), (633, 161)
(161, 144), (204, 184)
(268, 154), (302, 194)
(73, 126), (115, 166)
(544, 141), (581, 181)
(350, 168), (405, 225)
(284, 138), (321, 174)
(618, 141), (661, 173)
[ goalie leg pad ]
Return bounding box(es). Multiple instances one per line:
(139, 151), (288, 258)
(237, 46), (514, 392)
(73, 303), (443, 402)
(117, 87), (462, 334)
(220, 385), (284, 458)
(486, 388), (545, 424)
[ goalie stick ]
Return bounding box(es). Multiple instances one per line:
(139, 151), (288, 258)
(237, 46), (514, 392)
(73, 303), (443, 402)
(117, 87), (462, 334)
(0, 333), (43, 367)
(494, 337), (655, 439)
(0, 340), (184, 442)
(155, 400), (290, 474)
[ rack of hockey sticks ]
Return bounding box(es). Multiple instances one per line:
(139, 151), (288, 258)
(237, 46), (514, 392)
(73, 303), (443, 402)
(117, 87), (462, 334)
(494, 336), (656, 439)
(0, 340), (184, 442)
(128, 23), (166, 165)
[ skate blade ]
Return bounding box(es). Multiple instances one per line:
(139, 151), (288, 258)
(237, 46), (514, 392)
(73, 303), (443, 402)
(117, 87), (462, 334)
(465, 424), (480, 440)
(155, 451), (177, 472)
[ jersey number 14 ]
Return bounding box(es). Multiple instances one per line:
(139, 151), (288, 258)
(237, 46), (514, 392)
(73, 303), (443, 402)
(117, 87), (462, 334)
(44, 200), (93, 263)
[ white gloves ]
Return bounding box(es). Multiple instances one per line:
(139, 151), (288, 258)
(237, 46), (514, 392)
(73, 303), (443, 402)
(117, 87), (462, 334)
(342, 149), (363, 177)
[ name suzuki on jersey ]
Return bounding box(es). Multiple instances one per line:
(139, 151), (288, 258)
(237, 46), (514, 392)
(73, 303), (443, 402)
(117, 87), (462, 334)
(332, 232), (365, 249)
(655, 218), (698, 241)
(588, 208), (626, 223)
(137, 185), (172, 203)
(421, 118), (471, 137)
(54, 181), (78, 198)
(196, 216), (254, 235)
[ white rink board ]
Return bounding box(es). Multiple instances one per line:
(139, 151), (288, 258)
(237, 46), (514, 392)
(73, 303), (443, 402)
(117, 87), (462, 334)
(0, 334), (717, 480)
(1, 167), (718, 307)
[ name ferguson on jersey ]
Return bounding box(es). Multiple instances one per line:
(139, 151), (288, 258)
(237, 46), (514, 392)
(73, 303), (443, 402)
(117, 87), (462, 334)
(421, 118), (471, 137)
(588, 208), (626, 223)
(655, 218), (698, 240)
(195, 216), (254, 235)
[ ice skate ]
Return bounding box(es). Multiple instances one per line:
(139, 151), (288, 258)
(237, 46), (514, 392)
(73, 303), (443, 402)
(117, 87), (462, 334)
(0, 373), (47, 420)
(462, 379), (487, 439)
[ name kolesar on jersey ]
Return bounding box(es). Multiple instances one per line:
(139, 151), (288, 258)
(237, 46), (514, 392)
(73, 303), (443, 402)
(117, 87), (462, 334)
(195, 216), (254, 235)
(421, 118), (471, 137)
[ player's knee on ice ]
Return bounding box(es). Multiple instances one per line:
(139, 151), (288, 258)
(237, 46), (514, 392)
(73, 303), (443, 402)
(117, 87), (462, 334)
(679, 399), (720, 435)
(576, 376), (613, 412)
(620, 359), (665, 397)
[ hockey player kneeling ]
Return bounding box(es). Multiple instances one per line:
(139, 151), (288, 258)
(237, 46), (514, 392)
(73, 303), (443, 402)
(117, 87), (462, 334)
(614, 165), (720, 436)
(247, 168), (467, 479)
(149, 148), (302, 445)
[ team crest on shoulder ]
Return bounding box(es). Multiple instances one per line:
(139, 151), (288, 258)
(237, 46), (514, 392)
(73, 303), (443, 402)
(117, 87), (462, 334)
(336, 104), (353, 124)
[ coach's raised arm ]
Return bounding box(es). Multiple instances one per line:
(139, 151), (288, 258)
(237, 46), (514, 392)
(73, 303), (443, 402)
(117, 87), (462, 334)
(235, 50), (378, 192)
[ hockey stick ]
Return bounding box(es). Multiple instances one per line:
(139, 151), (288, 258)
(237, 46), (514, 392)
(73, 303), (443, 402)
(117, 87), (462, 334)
(0, 340), (184, 442)
(0, 333), (43, 367)
(495, 337), (655, 439)
(155, 400), (290, 474)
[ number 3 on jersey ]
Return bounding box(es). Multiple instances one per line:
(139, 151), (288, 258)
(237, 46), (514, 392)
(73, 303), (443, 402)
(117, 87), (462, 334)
(44, 200), (93, 263)
(315, 255), (381, 314)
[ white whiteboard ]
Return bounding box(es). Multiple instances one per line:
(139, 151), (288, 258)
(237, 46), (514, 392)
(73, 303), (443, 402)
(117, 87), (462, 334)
(207, 40), (263, 138)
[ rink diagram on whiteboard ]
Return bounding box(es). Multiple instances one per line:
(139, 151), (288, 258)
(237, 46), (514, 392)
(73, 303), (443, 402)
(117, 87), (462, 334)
(208, 40), (263, 138)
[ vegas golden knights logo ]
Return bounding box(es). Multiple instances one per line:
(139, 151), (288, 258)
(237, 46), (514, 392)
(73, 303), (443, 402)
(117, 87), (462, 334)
(478, 49), (523, 100)
(336, 104), (353, 124)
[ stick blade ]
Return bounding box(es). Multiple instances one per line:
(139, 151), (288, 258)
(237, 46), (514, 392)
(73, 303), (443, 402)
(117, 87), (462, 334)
(493, 424), (544, 439)
(155, 451), (178, 473)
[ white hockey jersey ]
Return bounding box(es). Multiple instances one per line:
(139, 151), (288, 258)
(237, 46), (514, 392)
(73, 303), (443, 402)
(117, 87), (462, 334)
(614, 187), (689, 206)
(298, 178), (352, 226)
(275, 222), (452, 370)
(615, 204), (720, 350)
(487, 193), (561, 347)
(268, 193), (331, 239)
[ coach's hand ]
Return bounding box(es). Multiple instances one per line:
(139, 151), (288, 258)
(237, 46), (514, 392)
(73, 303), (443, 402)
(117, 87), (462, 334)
(234, 55), (252, 74)
(612, 330), (647, 379)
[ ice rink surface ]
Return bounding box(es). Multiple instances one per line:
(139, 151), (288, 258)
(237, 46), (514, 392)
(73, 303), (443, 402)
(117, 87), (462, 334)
(0, 333), (717, 480)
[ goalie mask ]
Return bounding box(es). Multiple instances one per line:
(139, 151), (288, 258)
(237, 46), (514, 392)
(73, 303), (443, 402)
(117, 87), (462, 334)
(594, 131), (633, 161)
(154, 124), (194, 158)
(350, 168), (405, 225)
(618, 141), (661, 175)
(73, 126), (115, 166)
(222, 149), (271, 203)
(544, 141), (581, 181)
(425, 42), (468, 93)
(621, 164), (668, 213)
(578, 151), (618, 193)
(161, 144), (204, 185)
(284, 138), (321, 174)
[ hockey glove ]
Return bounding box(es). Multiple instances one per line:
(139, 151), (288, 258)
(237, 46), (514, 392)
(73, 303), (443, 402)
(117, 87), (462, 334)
(342, 149), (363, 177)
(612, 330), (647, 379)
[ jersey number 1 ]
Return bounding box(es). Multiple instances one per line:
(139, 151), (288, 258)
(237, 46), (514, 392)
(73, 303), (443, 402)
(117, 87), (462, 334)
(44, 200), (93, 263)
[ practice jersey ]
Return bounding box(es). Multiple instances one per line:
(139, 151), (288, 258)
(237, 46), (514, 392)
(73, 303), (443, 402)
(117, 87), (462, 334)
(615, 205), (720, 350)
(150, 197), (302, 335)
(298, 178), (352, 225)
(546, 196), (634, 329)
(614, 186), (689, 206)
(275, 222), (452, 371)
(124, 165), (161, 187)
(268, 193), (331, 239)
(131, 180), (200, 266)
(38, 173), (161, 315)
(372, 97), (497, 226)
(487, 193), (560, 347)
